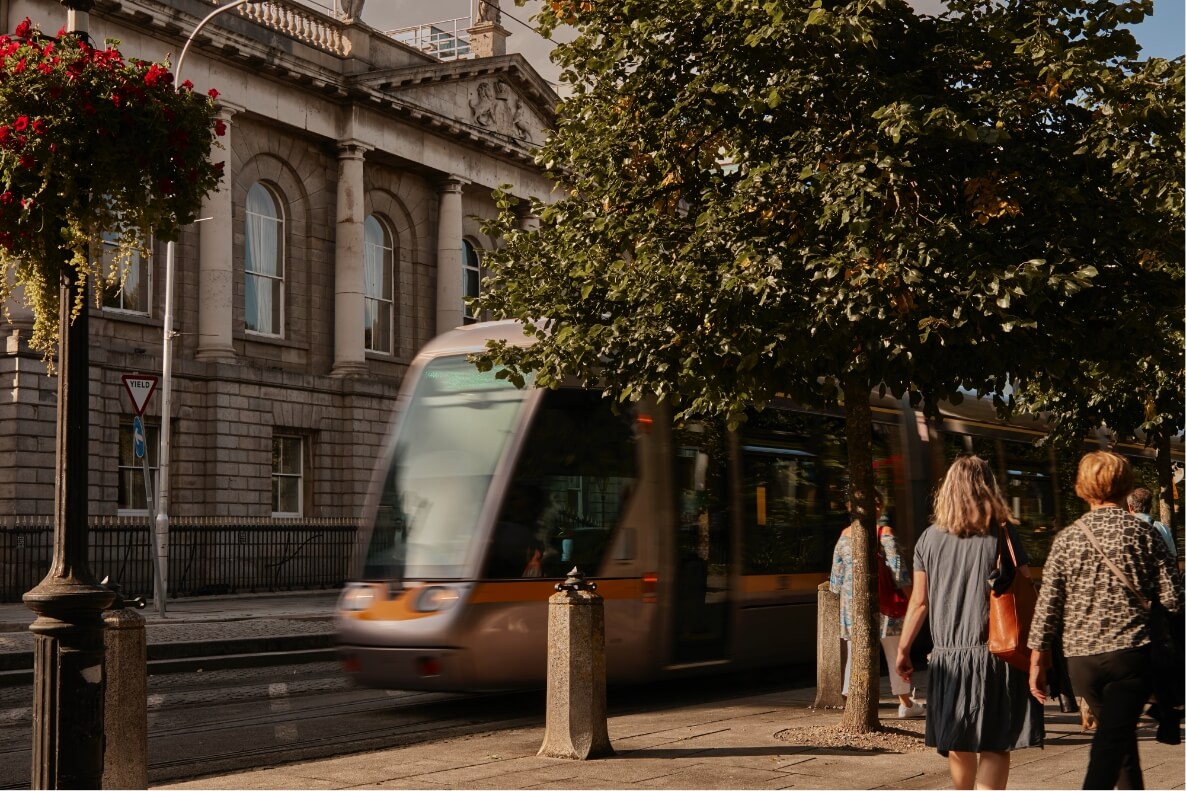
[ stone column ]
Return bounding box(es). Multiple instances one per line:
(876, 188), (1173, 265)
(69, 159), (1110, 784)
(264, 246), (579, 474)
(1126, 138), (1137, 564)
(539, 569), (613, 760)
(516, 203), (540, 232)
(435, 176), (466, 335)
(196, 103), (242, 362)
(332, 140), (372, 377)
(812, 581), (846, 709)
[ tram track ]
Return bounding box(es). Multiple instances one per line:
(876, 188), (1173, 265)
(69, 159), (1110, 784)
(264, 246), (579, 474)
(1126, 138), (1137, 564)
(0, 675), (543, 789)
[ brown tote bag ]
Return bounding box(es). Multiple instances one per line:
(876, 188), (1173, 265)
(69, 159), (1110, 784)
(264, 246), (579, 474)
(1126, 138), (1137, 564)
(987, 524), (1037, 671)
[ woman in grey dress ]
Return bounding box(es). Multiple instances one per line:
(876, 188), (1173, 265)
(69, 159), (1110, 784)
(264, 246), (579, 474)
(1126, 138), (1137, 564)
(895, 456), (1044, 789)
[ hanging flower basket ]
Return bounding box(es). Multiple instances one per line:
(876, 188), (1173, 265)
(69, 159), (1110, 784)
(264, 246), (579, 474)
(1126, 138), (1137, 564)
(0, 18), (224, 355)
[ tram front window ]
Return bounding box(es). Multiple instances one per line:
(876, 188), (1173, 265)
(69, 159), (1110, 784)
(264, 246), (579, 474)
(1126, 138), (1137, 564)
(484, 389), (638, 579)
(364, 356), (531, 579)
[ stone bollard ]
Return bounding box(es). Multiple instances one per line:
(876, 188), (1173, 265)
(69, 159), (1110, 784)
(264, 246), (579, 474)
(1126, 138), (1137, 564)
(539, 568), (613, 760)
(102, 590), (148, 789)
(812, 581), (846, 709)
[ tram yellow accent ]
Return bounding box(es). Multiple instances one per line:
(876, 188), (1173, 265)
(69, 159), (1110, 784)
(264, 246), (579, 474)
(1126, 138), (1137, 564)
(468, 578), (644, 604)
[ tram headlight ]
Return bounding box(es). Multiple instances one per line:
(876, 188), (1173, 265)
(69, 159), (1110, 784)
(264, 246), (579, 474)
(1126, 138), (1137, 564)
(338, 584), (376, 612)
(415, 585), (461, 613)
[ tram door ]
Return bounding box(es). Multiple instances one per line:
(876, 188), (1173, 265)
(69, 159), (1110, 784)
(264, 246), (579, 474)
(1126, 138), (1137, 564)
(671, 431), (732, 664)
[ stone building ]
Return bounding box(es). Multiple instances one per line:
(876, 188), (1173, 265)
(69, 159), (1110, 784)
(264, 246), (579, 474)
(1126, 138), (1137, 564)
(0, 0), (557, 522)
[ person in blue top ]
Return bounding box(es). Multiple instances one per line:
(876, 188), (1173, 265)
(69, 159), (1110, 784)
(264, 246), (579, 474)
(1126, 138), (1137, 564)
(830, 489), (924, 718)
(1126, 487), (1176, 558)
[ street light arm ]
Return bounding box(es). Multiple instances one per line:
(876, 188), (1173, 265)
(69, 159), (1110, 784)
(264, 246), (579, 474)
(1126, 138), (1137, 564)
(176, 0), (254, 80)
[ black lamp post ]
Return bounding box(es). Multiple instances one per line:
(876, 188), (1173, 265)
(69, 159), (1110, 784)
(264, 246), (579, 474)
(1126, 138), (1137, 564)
(20, 6), (116, 790)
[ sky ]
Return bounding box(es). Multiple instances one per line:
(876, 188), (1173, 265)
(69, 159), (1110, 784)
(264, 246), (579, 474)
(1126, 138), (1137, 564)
(299, 0), (1184, 92)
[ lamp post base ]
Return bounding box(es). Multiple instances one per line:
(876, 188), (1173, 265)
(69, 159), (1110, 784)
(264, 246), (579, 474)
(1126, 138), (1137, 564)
(23, 577), (114, 790)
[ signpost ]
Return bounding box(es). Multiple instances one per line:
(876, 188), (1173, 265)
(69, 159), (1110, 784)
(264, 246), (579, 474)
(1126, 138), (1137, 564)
(122, 374), (166, 616)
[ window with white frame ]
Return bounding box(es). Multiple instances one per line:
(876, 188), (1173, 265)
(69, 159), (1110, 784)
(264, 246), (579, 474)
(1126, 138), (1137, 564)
(272, 434), (304, 516)
(118, 421), (159, 513)
(244, 182), (284, 336)
(364, 215), (394, 354)
(462, 239), (481, 325)
(100, 231), (151, 314)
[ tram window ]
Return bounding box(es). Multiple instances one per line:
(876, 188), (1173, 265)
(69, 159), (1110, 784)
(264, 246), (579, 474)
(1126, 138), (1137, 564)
(484, 389), (638, 579)
(740, 416), (900, 575)
(741, 446), (836, 574)
(363, 355), (532, 580)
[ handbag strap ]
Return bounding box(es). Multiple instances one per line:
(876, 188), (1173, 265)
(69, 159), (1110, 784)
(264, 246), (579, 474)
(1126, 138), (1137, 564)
(996, 523), (1021, 569)
(1077, 520), (1151, 612)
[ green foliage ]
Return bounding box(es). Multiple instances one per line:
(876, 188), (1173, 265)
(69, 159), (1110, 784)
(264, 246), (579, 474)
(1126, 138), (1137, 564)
(478, 0), (1178, 436)
(0, 18), (224, 356)
(477, 0), (1180, 731)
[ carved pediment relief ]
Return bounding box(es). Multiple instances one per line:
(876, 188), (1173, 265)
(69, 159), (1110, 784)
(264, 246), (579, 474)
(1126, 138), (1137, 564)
(468, 78), (535, 142)
(353, 56), (556, 151)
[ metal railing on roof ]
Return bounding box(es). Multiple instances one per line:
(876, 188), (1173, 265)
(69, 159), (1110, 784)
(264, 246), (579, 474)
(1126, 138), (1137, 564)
(386, 16), (473, 61)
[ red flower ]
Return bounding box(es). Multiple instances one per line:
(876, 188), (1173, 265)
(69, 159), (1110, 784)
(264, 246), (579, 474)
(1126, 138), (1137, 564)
(31, 118), (45, 134)
(14, 19), (31, 39)
(19, 154), (34, 169)
(207, 88), (219, 100)
(214, 119), (227, 137)
(0, 127), (9, 145)
(12, 116), (27, 132)
(144, 63), (171, 88)
(0, 191), (14, 205)
(181, 79), (194, 91)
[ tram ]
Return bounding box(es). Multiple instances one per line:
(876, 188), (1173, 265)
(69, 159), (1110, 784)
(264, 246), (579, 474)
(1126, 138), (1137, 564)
(336, 320), (1179, 691)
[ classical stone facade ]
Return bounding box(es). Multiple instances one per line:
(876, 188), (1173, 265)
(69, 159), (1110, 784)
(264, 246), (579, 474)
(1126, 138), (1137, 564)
(0, 0), (556, 520)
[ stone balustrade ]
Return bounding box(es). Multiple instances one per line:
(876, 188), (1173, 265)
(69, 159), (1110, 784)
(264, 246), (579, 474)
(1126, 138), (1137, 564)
(217, 0), (347, 57)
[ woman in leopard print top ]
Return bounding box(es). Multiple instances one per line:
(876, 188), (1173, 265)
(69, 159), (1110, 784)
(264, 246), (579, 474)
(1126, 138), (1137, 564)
(1028, 451), (1183, 789)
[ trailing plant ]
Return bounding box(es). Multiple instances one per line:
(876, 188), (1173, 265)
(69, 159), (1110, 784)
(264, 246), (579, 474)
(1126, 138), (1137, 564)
(0, 17), (225, 356)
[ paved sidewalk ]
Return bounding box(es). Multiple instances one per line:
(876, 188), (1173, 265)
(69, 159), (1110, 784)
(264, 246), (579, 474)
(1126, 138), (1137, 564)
(155, 677), (1186, 790)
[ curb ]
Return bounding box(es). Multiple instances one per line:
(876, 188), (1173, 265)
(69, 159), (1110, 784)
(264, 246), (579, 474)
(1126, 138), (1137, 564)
(0, 632), (337, 679)
(0, 645), (340, 687)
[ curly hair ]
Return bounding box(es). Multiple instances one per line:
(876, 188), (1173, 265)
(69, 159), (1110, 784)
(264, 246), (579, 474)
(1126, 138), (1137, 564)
(932, 455), (1016, 537)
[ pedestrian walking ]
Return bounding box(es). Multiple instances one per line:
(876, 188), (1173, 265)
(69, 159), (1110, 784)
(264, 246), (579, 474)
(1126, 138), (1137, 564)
(1028, 451), (1183, 790)
(1126, 486), (1176, 558)
(829, 490), (924, 718)
(896, 455), (1044, 790)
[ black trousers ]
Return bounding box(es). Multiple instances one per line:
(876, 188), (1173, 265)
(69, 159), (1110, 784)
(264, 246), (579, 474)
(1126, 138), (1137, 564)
(1067, 645), (1153, 790)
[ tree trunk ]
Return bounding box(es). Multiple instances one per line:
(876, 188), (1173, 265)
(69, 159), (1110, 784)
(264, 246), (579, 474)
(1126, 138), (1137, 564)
(1154, 425), (1175, 531)
(838, 377), (880, 733)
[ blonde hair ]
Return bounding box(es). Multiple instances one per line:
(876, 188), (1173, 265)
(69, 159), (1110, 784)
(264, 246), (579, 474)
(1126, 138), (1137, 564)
(932, 455), (1016, 537)
(1075, 451), (1133, 505)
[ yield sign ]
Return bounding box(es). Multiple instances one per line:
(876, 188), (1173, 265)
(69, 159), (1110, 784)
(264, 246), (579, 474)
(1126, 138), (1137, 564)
(122, 374), (158, 416)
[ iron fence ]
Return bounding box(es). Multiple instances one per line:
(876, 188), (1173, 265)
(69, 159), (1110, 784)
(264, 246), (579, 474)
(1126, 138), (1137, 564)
(0, 515), (360, 602)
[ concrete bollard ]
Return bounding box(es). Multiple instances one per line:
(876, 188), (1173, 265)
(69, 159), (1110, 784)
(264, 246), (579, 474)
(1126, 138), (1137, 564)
(539, 568), (613, 760)
(812, 581), (846, 709)
(102, 595), (148, 789)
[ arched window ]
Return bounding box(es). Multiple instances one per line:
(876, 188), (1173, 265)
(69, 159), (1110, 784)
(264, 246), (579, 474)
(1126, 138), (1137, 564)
(462, 239), (481, 325)
(100, 231), (150, 315)
(364, 215), (395, 354)
(244, 182), (284, 336)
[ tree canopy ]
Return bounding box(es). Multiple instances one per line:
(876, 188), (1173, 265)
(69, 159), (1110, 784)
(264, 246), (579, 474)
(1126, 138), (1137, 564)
(474, 0), (1183, 729)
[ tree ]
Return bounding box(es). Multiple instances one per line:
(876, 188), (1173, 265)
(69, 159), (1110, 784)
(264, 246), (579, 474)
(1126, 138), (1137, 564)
(1008, 55), (1184, 526)
(475, 0), (1177, 732)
